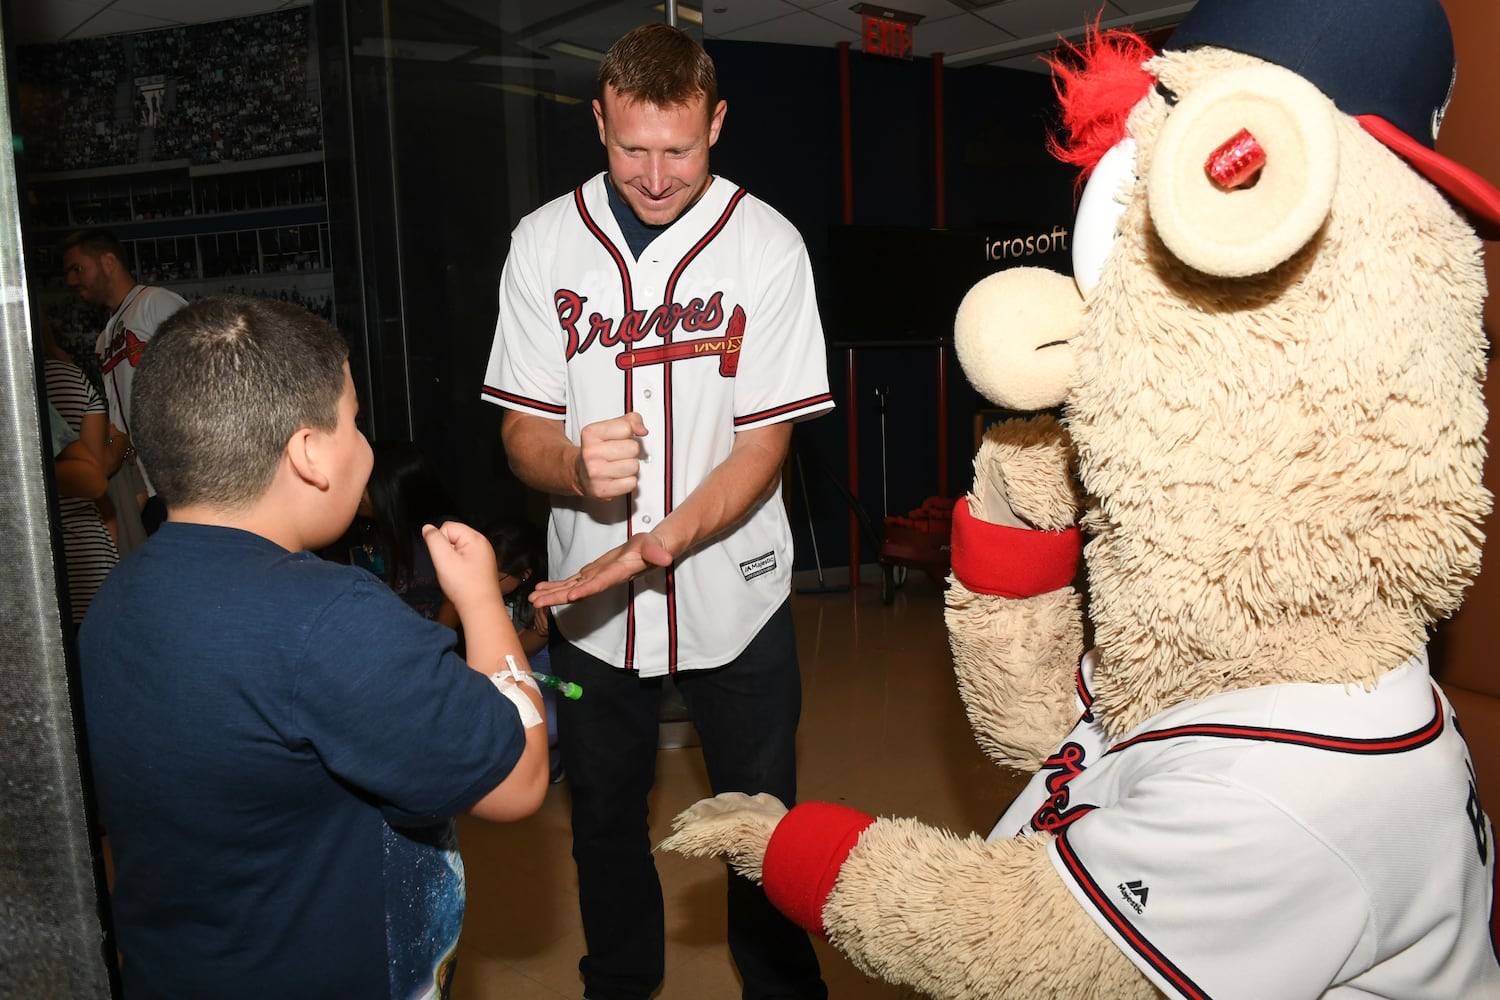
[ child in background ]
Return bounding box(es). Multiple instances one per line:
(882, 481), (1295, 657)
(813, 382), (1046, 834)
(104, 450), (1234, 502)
(487, 518), (563, 783)
(356, 440), (459, 629)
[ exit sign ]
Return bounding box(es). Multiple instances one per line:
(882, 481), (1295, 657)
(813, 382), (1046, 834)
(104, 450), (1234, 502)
(863, 13), (912, 59)
(853, 4), (921, 61)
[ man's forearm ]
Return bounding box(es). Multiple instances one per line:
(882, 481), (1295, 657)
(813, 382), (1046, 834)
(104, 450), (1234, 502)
(652, 422), (791, 558)
(502, 410), (582, 496)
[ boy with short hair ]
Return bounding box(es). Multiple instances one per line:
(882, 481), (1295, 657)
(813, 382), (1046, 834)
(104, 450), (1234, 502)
(79, 295), (547, 998)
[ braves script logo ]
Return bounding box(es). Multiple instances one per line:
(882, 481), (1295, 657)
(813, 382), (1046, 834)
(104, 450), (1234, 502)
(1030, 742), (1094, 832)
(556, 289), (745, 376)
(100, 328), (148, 374)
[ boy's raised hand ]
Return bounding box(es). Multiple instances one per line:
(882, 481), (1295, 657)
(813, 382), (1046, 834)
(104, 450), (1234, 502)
(422, 521), (503, 617)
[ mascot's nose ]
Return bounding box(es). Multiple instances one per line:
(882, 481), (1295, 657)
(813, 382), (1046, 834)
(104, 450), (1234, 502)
(954, 267), (1082, 412)
(1206, 128), (1268, 189)
(1146, 63), (1339, 278)
(1073, 138), (1137, 298)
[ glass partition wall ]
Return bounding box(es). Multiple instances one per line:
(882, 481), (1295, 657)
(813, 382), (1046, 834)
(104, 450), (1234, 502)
(1, 1), (689, 986)
(320, 0), (697, 523)
(0, 15), (118, 997)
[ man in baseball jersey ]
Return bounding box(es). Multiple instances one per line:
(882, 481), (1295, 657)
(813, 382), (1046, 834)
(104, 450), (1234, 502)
(481, 22), (834, 1000)
(61, 227), (188, 547)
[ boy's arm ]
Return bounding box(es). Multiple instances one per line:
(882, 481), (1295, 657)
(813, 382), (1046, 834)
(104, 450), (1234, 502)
(421, 521), (548, 821)
(515, 610), (549, 657)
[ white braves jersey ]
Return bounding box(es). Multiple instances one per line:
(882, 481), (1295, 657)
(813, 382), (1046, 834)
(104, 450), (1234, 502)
(481, 173), (833, 676)
(95, 283), (188, 492)
(992, 649), (1500, 999)
(95, 283), (188, 433)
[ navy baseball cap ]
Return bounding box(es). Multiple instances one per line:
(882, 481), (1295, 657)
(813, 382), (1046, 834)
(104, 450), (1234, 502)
(1167, 0), (1500, 240)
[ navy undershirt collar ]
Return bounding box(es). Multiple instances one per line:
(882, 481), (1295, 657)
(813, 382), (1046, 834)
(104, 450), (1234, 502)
(605, 179), (672, 259)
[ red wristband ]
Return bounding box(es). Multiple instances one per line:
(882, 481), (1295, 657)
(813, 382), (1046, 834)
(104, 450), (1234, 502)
(949, 499), (1081, 598)
(763, 801), (877, 935)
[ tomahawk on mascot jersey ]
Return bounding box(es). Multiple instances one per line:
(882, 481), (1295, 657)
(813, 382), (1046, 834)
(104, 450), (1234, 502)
(662, 0), (1500, 997)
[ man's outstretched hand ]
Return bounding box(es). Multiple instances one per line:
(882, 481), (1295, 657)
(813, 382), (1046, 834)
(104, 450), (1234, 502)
(530, 530), (674, 608)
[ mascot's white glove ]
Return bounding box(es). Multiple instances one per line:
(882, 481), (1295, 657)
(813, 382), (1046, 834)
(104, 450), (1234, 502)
(664, 794), (879, 937)
(659, 791), (788, 883)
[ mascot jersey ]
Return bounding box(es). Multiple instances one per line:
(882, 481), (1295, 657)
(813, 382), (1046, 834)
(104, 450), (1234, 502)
(992, 649), (1500, 999)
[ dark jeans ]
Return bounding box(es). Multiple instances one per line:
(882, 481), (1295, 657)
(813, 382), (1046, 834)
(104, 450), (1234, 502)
(554, 599), (826, 1000)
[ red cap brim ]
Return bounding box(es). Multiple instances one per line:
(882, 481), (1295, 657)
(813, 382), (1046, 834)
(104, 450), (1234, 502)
(1358, 115), (1500, 242)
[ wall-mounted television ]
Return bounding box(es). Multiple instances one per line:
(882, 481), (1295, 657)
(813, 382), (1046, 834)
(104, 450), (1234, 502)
(824, 223), (1073, 346)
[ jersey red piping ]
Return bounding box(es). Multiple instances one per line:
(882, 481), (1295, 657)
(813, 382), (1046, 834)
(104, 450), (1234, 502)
(651, 185), (748, 673)
(480, 385), (566, 416)
(1104, 687), (1445, 757)
(574, 185), (644, 669)
(1055, 835), (1213, 1000)
(734, 392), (835, 427)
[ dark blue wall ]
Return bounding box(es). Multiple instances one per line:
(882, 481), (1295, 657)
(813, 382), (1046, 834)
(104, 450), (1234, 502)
(362, 34), (1079, 570)
(708, 41), (1078, 574)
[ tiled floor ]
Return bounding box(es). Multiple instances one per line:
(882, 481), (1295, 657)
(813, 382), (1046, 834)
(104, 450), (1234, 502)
(451, 571), (1029, 999)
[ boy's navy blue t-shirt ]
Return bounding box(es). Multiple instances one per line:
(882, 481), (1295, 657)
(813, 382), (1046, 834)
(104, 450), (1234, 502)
(79, 521), (524, 999)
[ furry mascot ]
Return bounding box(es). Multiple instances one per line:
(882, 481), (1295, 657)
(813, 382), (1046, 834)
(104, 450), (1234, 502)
(660, 0), (1500, 996)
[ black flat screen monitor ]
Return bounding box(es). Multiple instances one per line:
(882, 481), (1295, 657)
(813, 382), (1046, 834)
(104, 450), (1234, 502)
(825, 223), (1073, 346)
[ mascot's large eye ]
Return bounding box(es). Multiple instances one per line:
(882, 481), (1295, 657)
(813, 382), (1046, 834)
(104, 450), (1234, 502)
(1072, 137), (1136, 298)
(1155, 81), (1179, 106)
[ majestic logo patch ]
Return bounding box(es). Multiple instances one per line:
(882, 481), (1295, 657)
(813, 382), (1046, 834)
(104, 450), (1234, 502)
(1118, 880), (1150, 914)
(739, 550), (777, 582)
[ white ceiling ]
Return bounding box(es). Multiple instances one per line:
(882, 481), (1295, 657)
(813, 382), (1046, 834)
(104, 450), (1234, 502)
(5, 0), (1197, 73)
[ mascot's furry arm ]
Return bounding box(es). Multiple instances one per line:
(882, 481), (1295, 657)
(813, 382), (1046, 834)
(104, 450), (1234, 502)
(663, 799), (1158, 1000)
(945, 267), (1088, 772)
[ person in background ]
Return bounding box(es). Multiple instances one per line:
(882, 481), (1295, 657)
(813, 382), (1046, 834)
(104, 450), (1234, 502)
(355, 440), (461, 630)
(80, 296), (548, 997)
(48, 401), (108, 504)
(42, 337), (120, 625)
(487, 517), (563, 783)
(59, 227), (188, 546)
(481, 23), (833, 1000)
